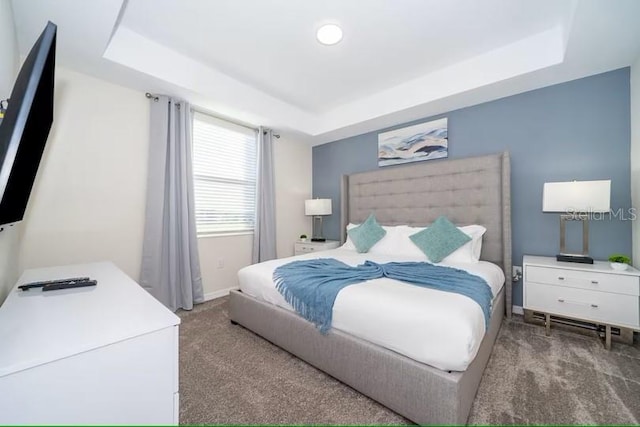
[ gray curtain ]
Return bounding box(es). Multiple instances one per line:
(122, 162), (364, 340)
(252, 127), (277, 263)
(140, 96), (204, 311)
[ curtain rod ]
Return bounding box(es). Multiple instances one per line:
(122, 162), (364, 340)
(191, 106), (280, 139)
(146, 93), (280, 138)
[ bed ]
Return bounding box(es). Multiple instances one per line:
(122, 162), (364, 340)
(229, 151), (512, 424)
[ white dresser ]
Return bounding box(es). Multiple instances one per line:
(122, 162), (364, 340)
(294, 240), (340, 256)
(523, 255), (640, 348)
(0, 262), (180, 424)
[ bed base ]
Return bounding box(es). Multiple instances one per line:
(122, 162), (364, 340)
(229, 288), (504, 425)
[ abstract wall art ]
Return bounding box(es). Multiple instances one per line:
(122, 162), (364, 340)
(378, 118), (448, 167)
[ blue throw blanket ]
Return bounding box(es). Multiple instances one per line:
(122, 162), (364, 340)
(273, 259), (493, 334)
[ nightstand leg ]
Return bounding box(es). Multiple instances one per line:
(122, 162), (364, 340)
(545, 313), (551, 336)
(605, 325), (612, 350)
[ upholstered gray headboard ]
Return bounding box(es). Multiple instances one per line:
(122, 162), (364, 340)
(340, 152), (512, 317)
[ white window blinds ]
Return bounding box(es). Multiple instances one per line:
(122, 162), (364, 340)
(192, 111), (257, 235)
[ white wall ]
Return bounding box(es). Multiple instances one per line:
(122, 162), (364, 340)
(198, 134), (312, 299)
(0, 0), (20, 304)
(631, 57), (640, 267)
(274, 135), (312, 258)
(198, 234), (252, 299)
(19, 67), (150, 280)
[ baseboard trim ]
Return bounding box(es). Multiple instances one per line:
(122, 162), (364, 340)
(203, 287), (239, 302)
(512, 305), (524, 315)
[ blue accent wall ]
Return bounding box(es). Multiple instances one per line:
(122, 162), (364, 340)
(312, 68), (632, 306)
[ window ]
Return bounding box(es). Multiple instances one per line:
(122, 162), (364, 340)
(192, 111), (257, 235)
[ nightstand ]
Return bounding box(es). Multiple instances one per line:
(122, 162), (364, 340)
(294, 240), (340, 256)
(523, 255), (640, 349)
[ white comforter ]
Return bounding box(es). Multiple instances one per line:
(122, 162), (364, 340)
(237, 248), (504, 371)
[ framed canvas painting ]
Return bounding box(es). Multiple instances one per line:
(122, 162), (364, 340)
(378, 118), (448, 167)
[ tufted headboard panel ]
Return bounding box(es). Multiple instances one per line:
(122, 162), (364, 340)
(340, 152), (512, 317)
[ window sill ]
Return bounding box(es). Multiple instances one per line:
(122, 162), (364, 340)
(197, 231), (254, 239)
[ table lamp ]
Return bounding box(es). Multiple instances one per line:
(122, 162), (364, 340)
(542, 180), (611, 264)
(305, 198), (332, 242)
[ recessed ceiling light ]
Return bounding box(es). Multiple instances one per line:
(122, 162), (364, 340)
(316, 24), (343, 46)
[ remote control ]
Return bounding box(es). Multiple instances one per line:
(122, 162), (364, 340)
(19, 277), (91, 291)
(42, 280), (97, 291)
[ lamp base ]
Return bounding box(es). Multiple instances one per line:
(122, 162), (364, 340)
(556, 254), (594, 264)
(311, 238), (326, 242)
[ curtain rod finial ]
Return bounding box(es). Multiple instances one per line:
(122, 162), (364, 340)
(263, 129), (280, 139)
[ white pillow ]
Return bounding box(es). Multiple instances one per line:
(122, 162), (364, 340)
(369, 225), (425, 258)
(392, 224), (486, 263)
(342, 222), (486, 264)
(443, 225), (486, 264)
(340, 223), (358, 251)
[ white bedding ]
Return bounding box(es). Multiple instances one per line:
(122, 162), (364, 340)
(237, 248), (505, 371)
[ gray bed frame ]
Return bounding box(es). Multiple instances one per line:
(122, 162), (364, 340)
(229, 152), (512, 424)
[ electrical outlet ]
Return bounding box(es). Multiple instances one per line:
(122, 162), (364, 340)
(512, 266), (522, 281)
(217, 258), (224, 269)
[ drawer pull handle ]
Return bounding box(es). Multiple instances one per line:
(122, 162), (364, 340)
(591, 280), (599, 284)
(558, 277), (565, 280)
(557, 298), (598, 307)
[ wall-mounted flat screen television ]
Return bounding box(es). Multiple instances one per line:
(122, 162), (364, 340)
(0, 21), (56, 226)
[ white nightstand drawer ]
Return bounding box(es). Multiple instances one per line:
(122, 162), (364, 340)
(526, 266), (639, 296)
(526, 282), (640, 329)
(294, 240), (340, 256)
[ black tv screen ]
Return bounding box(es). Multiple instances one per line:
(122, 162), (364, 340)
(0, 21), (56, 226)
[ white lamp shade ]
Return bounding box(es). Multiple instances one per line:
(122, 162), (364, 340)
(305, 199), (332, 216)
(542, 180), (611, 213)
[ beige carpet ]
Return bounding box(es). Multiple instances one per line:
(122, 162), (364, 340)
(178, 297), (640, 425)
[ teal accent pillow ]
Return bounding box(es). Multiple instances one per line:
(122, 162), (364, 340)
(347, 214), (386, 253)
(409, 216), (471, 263)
